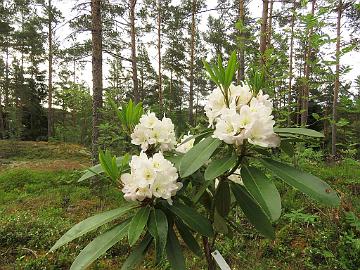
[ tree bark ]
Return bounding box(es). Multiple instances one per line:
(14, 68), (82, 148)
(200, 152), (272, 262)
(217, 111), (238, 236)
(91, 0), (103, 164)
(287, 1), (295, 126)
(332, 0), (342, 156)
(47, 0), (54, 139)
(237, 0), (245, 82)
(267, 0), (274, 45)
(130, 0), (139, 102)
(0, 88), (4, 139)
(259, 0), (269, 66)
(157, 0), (162, 112)
(189, 0), (196, 125)
(300, 0), (316, 126)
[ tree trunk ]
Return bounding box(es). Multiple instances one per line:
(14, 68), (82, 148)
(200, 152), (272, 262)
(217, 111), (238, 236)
(237, 0), (245, 82)
(259, 0), (269, 66)
(0, 89), (4, 139)
(189, 0), (196, 125)
(287, 1), (296, 126)
(47, 0), (54, 139)
(267, 0), (274, 45)
(91, 0), (103, 164)
(301, 0), (316, 126)
(157, 0), (162, 112)
(332, 0), (342, 156)
(130, 0), (139, 102)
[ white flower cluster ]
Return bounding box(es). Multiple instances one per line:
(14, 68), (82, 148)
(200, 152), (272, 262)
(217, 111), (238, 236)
(131, 112), (176, 151)
(205, 84), (280, 148)
(175, 133), (195, 153)
(121, 152), (182, 203)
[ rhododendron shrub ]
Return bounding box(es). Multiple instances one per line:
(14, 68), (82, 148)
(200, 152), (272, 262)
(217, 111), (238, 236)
(50, 52), (340, 270)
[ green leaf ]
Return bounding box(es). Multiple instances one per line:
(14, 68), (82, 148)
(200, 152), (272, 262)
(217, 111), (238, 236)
(70, 220), (130, 270)
(280, 140), (294, 157)
(128, 206), (151, 246)
(166, 226), (186, 270)
(204, 155), (237, 181)
(78, 156), (126, 182)
(231, 183), (275, 239)
(147, 209), (168, 262)
(180, 136), (222, 178)
(225, 51), (237, 87)
(192, 181), (212, 204)
(242, 166), (281, 221)
(214, 180), (231, 217)
(175, 219), (202, 257)
(121, 234), (152, 270)
(169, 203), (213, 237)
(213, 209), (228, 234)
(50, 203), (137, 252)
(274, 128), (324, 138)
(260, 158), (340, 206)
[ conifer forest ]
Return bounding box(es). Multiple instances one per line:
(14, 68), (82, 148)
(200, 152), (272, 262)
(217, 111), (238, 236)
(0, 0), (359, 269)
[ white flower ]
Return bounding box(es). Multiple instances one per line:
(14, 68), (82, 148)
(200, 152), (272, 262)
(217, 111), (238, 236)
(120, 152), (182, 203)
(205, 82), (280, 148)
(131, 112), (176, 151)
(175, 133), (195, 153)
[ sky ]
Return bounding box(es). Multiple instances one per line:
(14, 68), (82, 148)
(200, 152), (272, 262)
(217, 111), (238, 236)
(54, 0), (360, 93)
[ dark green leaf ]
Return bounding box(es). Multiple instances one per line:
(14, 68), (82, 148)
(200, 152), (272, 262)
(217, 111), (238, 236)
(180, 136), (222, 178)
(169, 203), (213, 237)
(214, 180), (231, 217)
(204, 155), (237, 181)
(274, 128), (324, 138)
(231, 183), (274, 239)
(242, 166), (281, 221)
(213, 209), (228, 234)
(148, 209), (168, 262)
(280, 140), (294, 157)
(166, 226), (186, 270)
(260, 158), (340, 206)
(128, 206), (151, 246)
(70, 220), (130, 270)
(175, 219), (202, 257)
(121, 234), (152, 270)
(50, 203), (137, 252)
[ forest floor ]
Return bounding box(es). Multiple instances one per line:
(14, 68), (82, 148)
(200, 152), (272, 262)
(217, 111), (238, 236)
(0, 140), (359, 270)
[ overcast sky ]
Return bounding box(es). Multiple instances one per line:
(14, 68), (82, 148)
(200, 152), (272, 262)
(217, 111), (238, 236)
(54, 0), (359, 93)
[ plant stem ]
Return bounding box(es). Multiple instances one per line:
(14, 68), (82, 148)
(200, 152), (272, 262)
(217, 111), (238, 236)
(202, 236), (216, 270)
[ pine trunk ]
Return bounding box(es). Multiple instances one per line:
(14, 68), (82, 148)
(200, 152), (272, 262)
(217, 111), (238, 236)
(332, 0), (342, 156)
(237, 0), (245, 82)
(259, 0), (269, 65)
(301, 0), (316, 126)
(48, 0), (54, 139)
(189, 0), (196, 125)
(130, 0), (139, 102)
(287, 1), (295, 126)
(91, 0), (103, 164)
(157, 0), (162, 112)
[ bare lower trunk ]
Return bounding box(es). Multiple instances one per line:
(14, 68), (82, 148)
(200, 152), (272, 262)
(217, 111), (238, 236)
(91, 0), (103, 164)
(237, 0), (245, 82)
(332, 0), (342, 156)
(259, 0), (269, 66)
(157, 0), (162, 112)
(301, 0), (316, 126)
(130, 0), (139, 102)
(287, 1), (295, 126)
(48, 0), (54, 139)
(189, 0), (196, 125)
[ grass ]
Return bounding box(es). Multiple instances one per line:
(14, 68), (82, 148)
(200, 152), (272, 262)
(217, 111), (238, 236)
(0, 140), (359, 269)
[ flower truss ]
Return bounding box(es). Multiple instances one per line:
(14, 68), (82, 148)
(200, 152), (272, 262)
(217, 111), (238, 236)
(205, 83), (280, 148)
(121, 152), (182, 203)
(131, 112), (176, 152)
